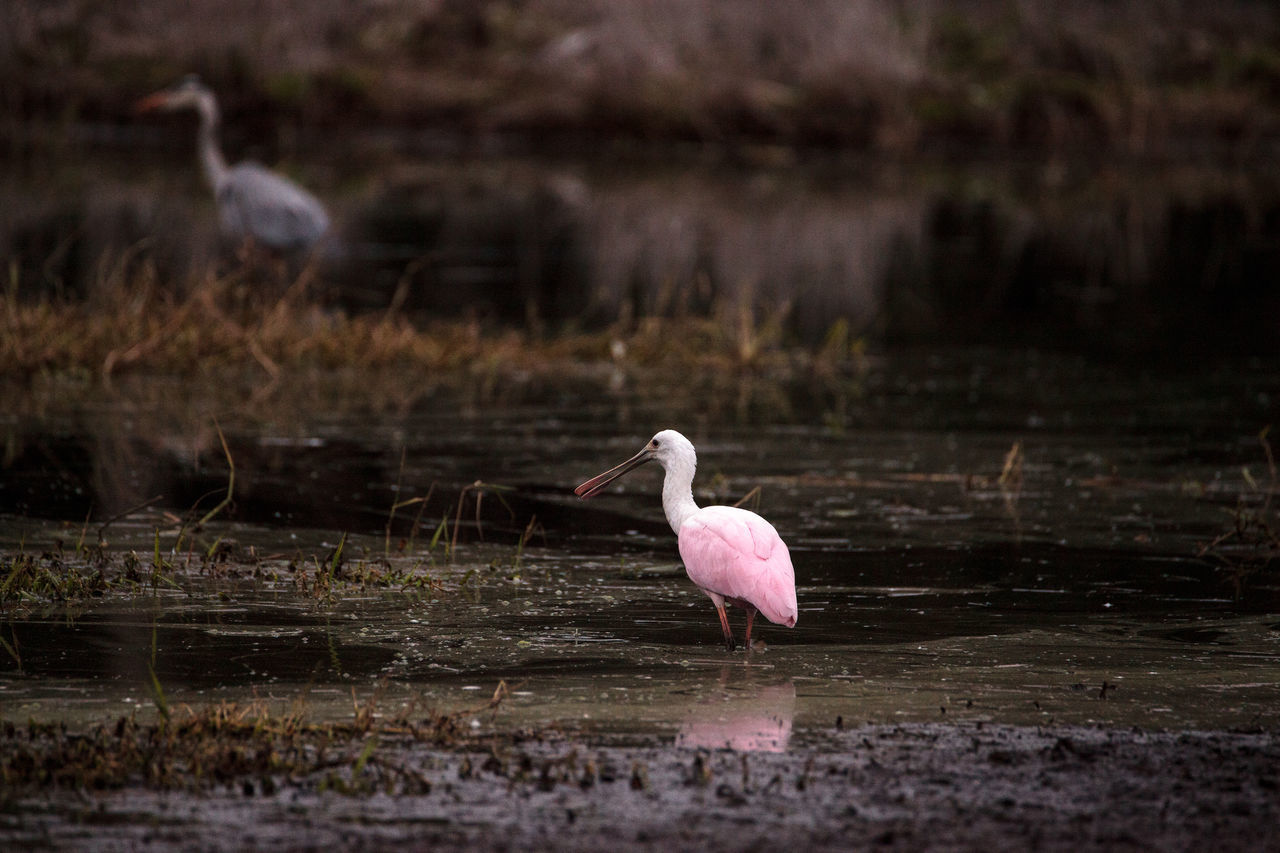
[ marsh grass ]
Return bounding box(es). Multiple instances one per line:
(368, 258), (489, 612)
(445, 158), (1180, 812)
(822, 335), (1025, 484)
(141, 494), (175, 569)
(0, 550), (114, 608)
(0, 541), (195, 612)
(0, 520), (493, 611)
(284, 551), (446, 601)
(0, 681), (512, 794)
(0, 432), (551, 612)
(1, 260), (851, 387)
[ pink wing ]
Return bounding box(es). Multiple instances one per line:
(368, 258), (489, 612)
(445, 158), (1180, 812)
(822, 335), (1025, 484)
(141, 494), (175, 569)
(677, 505), (798, 627)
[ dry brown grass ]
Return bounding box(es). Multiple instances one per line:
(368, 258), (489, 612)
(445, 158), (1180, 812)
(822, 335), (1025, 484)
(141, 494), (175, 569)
(1, 260), (855, 390)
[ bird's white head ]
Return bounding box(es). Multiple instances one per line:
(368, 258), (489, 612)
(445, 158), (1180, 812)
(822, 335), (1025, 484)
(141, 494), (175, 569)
(574, 428), (696, 499)
(575, 429), (702, 535)
(646, 429), (696, 473)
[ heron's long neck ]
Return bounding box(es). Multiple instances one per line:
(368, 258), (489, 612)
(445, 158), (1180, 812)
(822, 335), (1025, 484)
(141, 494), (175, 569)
(661, 457), (700, 534)
(195, 95), (229, 191)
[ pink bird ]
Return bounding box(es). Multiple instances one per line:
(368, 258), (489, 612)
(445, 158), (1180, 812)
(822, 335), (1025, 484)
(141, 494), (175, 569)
(575, 429), (798, 651)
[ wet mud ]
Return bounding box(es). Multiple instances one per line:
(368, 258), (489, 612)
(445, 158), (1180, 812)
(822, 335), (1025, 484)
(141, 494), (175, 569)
(6, 723), (1277, 851)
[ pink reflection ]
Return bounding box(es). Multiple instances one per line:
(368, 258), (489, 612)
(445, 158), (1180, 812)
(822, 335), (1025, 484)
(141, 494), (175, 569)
(674, 679), (795, 753)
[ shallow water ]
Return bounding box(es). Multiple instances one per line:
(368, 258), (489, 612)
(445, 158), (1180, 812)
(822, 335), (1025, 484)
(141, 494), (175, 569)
(3, 350), (1279, 742)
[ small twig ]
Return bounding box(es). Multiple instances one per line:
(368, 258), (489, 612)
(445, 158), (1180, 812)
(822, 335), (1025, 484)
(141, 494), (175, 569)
(452, 482), (480, 554)
(733, 485), (763, 512)
(0, 624), (21, 674)
(384, 256), (428, 324)
(196, 421), (235, 529)
(96, 495), (165, 544)
(385, 446), (409, 556)
(998, 441), (1024, 491)
(1259, 426), (1276, 517)
(407, 484), (434, 551)
(384, 455), (436, 556)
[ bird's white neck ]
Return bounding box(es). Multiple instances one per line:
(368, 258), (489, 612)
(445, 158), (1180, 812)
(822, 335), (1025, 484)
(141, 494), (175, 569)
(194, 93), (229, 191)
(660, 453), (700, 535)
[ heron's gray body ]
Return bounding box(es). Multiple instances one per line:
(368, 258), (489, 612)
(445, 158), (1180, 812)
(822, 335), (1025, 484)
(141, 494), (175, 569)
(217, 162), (330, 251)
(139, 76), (329, 253)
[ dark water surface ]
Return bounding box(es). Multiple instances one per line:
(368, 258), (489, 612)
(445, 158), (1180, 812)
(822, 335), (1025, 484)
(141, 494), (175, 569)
(3, 349), (1278, 741)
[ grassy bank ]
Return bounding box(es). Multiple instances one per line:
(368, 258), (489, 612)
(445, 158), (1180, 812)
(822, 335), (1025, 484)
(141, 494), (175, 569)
(1, 265), (858, 386)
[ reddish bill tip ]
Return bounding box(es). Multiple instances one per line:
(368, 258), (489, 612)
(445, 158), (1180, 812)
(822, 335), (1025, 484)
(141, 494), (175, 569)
(133, 93), (169, 114)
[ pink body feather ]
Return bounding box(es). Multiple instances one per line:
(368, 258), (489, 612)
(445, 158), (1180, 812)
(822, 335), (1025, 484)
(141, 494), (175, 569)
(678, 505), (797, 627)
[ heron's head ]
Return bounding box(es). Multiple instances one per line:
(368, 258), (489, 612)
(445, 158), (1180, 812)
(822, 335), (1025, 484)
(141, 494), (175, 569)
(134, 75), (214, 115)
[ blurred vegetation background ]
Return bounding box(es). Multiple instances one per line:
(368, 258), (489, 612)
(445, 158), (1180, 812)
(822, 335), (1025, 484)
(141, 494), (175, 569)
(2, 1), (1279, 373)
(7, 0), (1280, 154)
(8, 0), (1280, 154)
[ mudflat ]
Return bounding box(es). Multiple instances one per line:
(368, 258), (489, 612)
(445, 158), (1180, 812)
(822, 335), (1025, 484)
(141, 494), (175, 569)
(6, 722), (1277, 851)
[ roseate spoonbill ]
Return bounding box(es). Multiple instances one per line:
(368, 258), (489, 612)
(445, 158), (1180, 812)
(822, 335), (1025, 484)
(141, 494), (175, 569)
(575, 429), (797, 651)
(135, 75), (330, 252)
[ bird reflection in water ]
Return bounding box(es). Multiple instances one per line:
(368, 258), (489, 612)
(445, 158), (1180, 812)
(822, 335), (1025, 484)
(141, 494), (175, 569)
(674, 672), (795, 753)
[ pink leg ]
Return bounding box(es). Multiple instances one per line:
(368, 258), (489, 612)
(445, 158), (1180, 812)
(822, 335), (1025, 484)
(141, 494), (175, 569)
(744, 608), (757, 651)
(715, 602), (735, 651)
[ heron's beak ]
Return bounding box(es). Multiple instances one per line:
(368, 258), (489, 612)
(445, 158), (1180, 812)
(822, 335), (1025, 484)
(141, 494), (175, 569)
(574, 447), (654, 499)
(133, 92), (170, 114)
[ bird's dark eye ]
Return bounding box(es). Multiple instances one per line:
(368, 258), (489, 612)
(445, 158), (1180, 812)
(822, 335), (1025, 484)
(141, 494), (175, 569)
(651, 438), (661, 448)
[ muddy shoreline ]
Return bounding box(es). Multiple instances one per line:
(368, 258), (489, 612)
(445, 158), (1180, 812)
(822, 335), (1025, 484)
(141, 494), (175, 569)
(6, 722), (1277, 851)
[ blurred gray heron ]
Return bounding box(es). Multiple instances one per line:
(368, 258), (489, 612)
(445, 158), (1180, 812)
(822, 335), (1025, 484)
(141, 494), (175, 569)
(135, 75), (330, 253)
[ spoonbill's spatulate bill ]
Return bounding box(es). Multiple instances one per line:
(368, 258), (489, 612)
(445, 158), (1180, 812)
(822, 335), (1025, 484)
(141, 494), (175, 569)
(575, 429), (797, 651)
